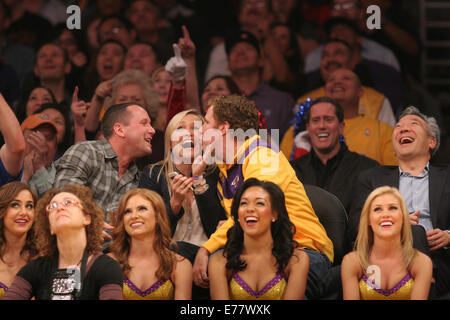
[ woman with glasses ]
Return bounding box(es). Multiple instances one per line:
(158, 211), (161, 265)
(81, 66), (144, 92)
(0, 182), (37, 299)
(2, 184), (123, 300)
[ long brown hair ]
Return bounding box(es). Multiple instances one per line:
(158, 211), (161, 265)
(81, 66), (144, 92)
(35, 184), (105, 257)
(0, 182), (38, 262)
(110, 188), (177, 280)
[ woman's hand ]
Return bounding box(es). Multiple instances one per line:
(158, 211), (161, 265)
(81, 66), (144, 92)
(169, 173), (194, 214)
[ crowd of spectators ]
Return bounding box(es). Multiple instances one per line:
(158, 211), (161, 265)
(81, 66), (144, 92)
(0, 0), (448, 301)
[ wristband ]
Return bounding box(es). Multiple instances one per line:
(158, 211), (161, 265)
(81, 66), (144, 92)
(193, 183), (209, 195)
(193, 178), (206, 188)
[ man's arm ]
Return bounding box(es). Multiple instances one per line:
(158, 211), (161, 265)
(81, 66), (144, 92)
(0, 93), (25, 179)
(53, 143), (93, 188)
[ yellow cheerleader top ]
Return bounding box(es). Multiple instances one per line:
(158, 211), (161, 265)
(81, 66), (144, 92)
(229, 272), (287, 300)
(0, 282), (7, 299)
(359, 272), (414, 300)
(123, 278), (174, 300)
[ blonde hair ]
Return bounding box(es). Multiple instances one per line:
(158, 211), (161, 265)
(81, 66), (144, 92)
(150, 109), (203, 190)
(148, 110), (215, 214)
(104, 69), (160, 121)
(355, 186), (416, 271)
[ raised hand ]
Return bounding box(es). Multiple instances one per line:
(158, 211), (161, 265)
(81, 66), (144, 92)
(71, 86), (90, 127)
(94, 80), (113, 100)
(165, 43), (187, 82)
(178, 25), (195, 60)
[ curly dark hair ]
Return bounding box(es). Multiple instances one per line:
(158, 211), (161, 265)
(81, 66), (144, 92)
(0, 182), (38, 262)
(224, 178), (298, 273)
(35, 184), (105, 258)
(209, 94), (259, 132)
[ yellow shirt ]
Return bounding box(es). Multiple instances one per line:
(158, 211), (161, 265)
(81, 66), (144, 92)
(202, 135), (334, 263)
(296, 86), (385, 121)
(344, 116), (397, 165)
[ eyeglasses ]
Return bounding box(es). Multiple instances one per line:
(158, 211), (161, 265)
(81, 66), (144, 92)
(332, 2), (358, 11)
(46, 198), (81, 213)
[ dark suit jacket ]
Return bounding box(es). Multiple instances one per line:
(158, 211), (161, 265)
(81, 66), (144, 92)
(349, 164), (450, 244)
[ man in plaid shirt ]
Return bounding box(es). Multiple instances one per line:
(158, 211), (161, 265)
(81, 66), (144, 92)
(54, 102), (155, 239)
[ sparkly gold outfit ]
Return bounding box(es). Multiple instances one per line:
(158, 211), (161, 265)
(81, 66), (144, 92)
(0, 282), (6, 299)
(359, 272), (414, 300)
(123, 278), (174, 300)
(229, 272), (287, 300)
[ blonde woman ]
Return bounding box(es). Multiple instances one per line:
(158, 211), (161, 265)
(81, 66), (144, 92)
(109, 188), (192, 300)
(341, 186), (432, 300)
(138, 109), (226, 265)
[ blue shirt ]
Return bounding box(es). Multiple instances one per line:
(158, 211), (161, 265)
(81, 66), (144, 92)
(398, 163), (432, 231)
(0, 157), (23, 187)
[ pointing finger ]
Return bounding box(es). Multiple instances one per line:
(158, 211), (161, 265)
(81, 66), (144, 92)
(182, 25), (191, 41)
(72, 86), (79, 102)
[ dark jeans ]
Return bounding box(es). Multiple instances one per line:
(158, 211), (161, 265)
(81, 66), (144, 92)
(299, 248), (332, 299)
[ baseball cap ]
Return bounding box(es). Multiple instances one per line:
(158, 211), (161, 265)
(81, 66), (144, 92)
(21, 113), (58, 132)
(225, 31), (261, 56)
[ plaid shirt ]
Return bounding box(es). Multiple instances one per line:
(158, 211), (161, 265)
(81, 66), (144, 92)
(53, 138), (140, 222)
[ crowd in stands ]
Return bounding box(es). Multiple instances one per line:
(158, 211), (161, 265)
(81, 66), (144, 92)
(0, 0), (448, 301)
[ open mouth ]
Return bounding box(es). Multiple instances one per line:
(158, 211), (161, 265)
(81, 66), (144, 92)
(245, 216), (258, 226)
(399, 136), (414, 145)
(181, 139), (194, 149)
(330, 86), (345, 93)
(380, 220), (393, 227)
(130, 222), (144, 228)
(144, 137), (152, 145)
(325, 62), (342, 71)
(15, 219), (29, 225)
(317, 133), (329, 139)
(102, 64), (114, 73)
